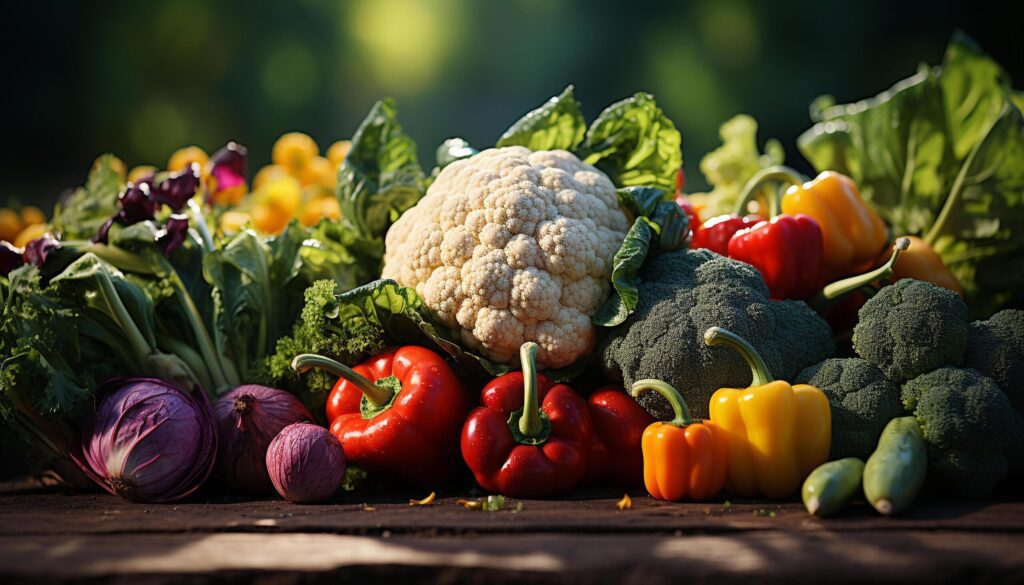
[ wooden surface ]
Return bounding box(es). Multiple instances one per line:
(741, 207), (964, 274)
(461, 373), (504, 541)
(1, 490), (1023, 583)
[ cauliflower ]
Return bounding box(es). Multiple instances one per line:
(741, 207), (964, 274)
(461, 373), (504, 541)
(382, 147), (630, 368)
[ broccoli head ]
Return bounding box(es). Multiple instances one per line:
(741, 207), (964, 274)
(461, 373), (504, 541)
(852, 279), (968, 383)
(796, 358), (903, 460)
(962, 309), (1024, 413)
(901, 367), (1024, 498)
(599, 248), (834, 420)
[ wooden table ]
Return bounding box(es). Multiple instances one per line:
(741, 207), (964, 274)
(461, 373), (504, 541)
(1, 490), (1023, 583)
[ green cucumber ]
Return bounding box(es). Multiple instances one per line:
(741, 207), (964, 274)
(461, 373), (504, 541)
(802, 457), (865, 517)
(862, 417), (927, 515)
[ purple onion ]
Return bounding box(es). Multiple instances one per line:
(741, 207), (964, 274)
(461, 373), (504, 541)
(76, 378), (217, 503)
(266, 423), (346, 503)
(214, 385), (313, 493)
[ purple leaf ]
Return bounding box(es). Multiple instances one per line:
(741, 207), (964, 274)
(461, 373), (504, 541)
(208, 142), (248, 205)
(0, 241), (25, 276)
(23, 234), (60, 267)
(156, 214), (190, 256)
(151, 163), (201, 212)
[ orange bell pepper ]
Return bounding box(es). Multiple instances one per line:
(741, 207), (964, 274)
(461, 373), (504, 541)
(885, 235), (963, 296)
(629, 379), (728, 501)
(705, 327), (831, 499)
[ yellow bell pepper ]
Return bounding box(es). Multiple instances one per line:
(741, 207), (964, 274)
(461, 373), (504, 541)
(704, 327), (831, 499)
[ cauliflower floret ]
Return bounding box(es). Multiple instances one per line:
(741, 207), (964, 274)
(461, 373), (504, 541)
(383, 147), (628, 368)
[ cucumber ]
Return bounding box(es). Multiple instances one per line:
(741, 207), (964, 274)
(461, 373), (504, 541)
(802, 457), (864, 517)
(862, 417), (927, 515)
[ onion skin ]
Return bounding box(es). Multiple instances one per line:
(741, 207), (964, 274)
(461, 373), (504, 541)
(214, 385), (313, 493)
(75, 378), (217, 503)
(266, 423), (347, 503)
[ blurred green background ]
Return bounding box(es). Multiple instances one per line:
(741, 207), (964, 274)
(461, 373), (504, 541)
(3, 0), (1020, 207)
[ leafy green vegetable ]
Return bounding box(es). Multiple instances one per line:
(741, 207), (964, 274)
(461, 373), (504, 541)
(50, 155), (123, 241)
(687, 115), (784, 218)
(336, 98), (425, 279)
(435, 137), (479, 170)
(593, 187), (689, 327)
(496, 85), (586, 151)
(799, 33), (1024, 316)
(580, 92), (683, 191)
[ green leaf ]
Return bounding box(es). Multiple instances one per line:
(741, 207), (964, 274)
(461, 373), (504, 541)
(337, 98), (425, 246)
(496, 86), (586, 151)
(435, 137), (479, 169)
(51, 155), (124, 241)
(798, 33), (1024, 316)
(579, 92), (682, 191)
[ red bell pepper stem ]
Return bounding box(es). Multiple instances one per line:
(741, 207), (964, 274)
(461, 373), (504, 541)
(734, 165), (806, 217)
(630, 380), (696, 427)
(291, 353), (394, 407)
(816, 237), (911, 303)
(703, 327), (774, 386)
(517, 342), (543, 438)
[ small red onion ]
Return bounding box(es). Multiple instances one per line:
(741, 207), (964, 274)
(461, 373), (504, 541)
(266, 423), (346, 503)
(214, 385), (313, 493)
(76, 378), (217, 503)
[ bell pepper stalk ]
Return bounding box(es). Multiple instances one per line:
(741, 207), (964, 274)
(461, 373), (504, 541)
(703, 327), (831, 499)
(810, 237), (911, 315)
(292, 347), (469, 486)
(885, 235), (963, 295)
(460, 342), (594, 498)
(629, 379), (728, 501)
(583, 386), (654, 487)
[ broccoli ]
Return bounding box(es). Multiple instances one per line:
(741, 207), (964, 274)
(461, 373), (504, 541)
(599, 249), (834, 420)
(962, 309), (1024, 413)
(901, 367), (1024, 498)
(796, 358), (904, 460)
(852, 279), (969, 383)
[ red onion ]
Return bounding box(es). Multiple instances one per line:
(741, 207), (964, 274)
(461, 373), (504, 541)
(266, 423), (346, 503)
(214, 385), (313, 493)
(76, 378), (217, 503)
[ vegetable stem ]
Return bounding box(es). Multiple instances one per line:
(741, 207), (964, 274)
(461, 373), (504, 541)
(703, 327), (774, 386)
(94, 268), (157, 367)
(631, 379), (696, 427)
(291, 353), (395, 407)
(733, 166), (806, 217)
(518, 342), (543, 438)
(171, 275), (235, 389)
(819, 237), (911, 300)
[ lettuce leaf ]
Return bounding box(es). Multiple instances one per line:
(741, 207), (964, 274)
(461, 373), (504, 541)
(50, 155), (124, 241)
(497, 85), (586, 151)
(798, 33), (1024, 316)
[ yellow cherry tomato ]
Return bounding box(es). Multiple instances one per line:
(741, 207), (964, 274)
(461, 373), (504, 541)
(299, 156), (336, 189)
(168, 146), (209, 173)
(219, 210), (251, 234)
(251, 204), (291, 235)
(259, 176), (302, 216)
(14, 223), (48, 248)
(272, 132), (318, 174)
(0, 209), (23, 243)
(300, 196), (341, 227)
(252, 164), (289, 190)
(20, 206), (46, 227)
(327, 140), (351, 167)
(128, 165), (158, 184)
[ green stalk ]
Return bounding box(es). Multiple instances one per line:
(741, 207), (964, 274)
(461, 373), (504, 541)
(703, 327), (774, 386)
(187, 199), (215, 253)
(818, 238), (911, 301)
(159, 336), (215, 393)
(94, 269), (157, 367)
(733, 165), (806, 217)
(291, 353), (395, 407)
(518, 342), (543, 437)
(63, 242), (156, 275)
(630, 379), (696, 427)
(169, 273), (236, 389)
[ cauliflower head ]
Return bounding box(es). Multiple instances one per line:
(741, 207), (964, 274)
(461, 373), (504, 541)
(382, 146), (630, 368)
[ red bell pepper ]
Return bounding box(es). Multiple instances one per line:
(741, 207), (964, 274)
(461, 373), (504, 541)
(461, 342), (593, 498)
(584, 386), (654, 486)
(727, 214), (825, 300)
(292, 347), (470, 486)
(691, 214), (762, 256)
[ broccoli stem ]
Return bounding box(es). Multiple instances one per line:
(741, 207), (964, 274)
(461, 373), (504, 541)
(733, 165), (806, 217)
(630, 379), (696, 426)
(291, 353), (394, 407)
(703, 327), (774, 386)
(518, 342), (543, 437)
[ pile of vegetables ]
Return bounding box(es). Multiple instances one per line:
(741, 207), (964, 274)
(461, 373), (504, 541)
(1, 34), (1022, 513)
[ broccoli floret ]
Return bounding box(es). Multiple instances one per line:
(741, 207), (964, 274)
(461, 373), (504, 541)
(600, 249), (834, 420)
(796, 358), (903, 460)
(962, 309), (1024, 412)
(901, 367), (1024, 498)
(852, 279), (969, 383)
